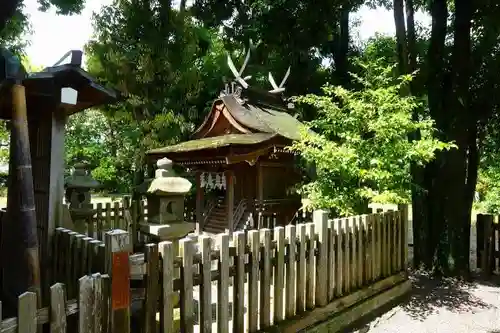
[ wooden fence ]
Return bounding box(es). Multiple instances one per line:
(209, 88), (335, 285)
(1, 274), (109, 333)
(55, 208), (409, 333)
(67, 198), (195, 246)
(477, 213), (500, 275)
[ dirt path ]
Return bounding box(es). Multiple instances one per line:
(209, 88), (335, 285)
(348, 211), (500, 333)
(350, 274), (500, 333)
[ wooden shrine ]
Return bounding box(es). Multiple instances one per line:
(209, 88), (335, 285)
(147, 47), (306, 234)
(0, 49), (118, 314)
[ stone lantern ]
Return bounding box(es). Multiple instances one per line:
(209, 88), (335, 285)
(64, 162), (100, 233)
(139, 158), (195, 241)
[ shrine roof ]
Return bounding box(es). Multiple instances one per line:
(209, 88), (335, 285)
(211, 93), (304, 141)
(147, 85), (310, 160)
(148, 133), (276, 155)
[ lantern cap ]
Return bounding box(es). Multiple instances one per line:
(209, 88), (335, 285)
(148, 158), (192, 195)
(65, 163), (100, 189)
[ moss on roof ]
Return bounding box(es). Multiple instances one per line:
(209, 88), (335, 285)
(221, 95), (305, 141)
(148, 133), (277, 155)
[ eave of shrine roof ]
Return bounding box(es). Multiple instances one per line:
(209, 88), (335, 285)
(147, 133), (277, 155)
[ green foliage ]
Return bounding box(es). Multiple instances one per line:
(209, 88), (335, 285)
(82, 0), (240, 192)
(291, 60), (453, 216)
(0, 3), (30, 54)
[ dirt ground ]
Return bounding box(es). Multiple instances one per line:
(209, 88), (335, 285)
(350, 218), (500, 333)
(350, 273), (500, 333)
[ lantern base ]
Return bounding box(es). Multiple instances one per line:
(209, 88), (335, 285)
(139, 222), (195, 241)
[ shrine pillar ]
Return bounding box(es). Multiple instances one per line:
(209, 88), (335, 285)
(195, 171), (204, 233)
(256, 162), (264, 228)
(225, 170), (234, 233)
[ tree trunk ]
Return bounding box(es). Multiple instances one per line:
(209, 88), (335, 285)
(393, 0), (428, 269)
(335, 6), (350, 86)
(420, 0), (473, 275)
(444, 0), (472, 274)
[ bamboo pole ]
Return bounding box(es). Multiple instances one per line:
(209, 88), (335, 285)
(2, 83), (41, 312)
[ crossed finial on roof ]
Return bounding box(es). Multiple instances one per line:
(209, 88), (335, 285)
(225, 40), (291, 95)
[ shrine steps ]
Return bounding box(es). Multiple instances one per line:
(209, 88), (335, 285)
(203, 204), (252, 234)
(204, 205), (227, 233)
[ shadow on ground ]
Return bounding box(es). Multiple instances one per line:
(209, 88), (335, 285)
(401, 271), (493, 321)
(347, 271), (498, 332)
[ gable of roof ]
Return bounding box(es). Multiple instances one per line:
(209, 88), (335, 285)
(193, 94), (305, 141)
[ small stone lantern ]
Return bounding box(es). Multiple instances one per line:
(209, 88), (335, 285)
(64, 163), (100, 233)
(139, 158), (195, 241)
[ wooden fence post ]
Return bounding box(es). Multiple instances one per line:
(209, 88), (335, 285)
(479, 214), (494, 276)
(313, 210), (328, 307)
(160, 241), (175, 333)
(399, 204), (409, 274)
(105, 229), (131, 333)
(477, 214), (485, 271)
(143, 244), (159, 333)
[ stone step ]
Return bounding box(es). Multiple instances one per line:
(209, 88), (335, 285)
(204, 225), (225, 233)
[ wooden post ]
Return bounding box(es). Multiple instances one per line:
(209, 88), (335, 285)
(195, 171), (204, 233)
(217, 234), (230, 333)
(3, 83), (41, 314)
(225, 170), (234, 233)
(104, 229), (131, 333)
(477, 214), (485, 271)
(480, 214), (494, 276)
(160, 241), (175, 333)
(314, 210), (328, 307)
(399, 204), (409, 273)
(143, 244), (159, 333)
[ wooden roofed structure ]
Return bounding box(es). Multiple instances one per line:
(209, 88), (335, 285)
(0, 49), (118, 315)
(148, 80), (306, 233)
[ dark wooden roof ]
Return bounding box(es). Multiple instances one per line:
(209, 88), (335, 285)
(147, 88), (306, 162)
(0, 51), (119, 120)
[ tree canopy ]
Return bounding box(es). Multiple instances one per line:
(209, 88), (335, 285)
(5, 0), (500, 277)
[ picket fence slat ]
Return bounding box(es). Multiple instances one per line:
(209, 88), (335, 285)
(296, 224), (307, 314)
(93, 273), (104, 333)
(327, 220), (335, 302)
(274, 226), (285, 323)
(18, 292), (37, 333)
(350, 217), (358, 291)
(144, 244), (159, 333)
(247, 230), (259, 332)
(217, 234), (230, 333)
(285, 225), (296, 318)
(305, 223), (315, 310)
(179, 238), (195, 333)
(233, 231), (245, 332)
(336, 219), (343, 297)
(160, 241), (175, 333)
(259, 229), (272, 329)
(79, 276), (94, 333)
(199, 236), (212, 333)
(314, 211), (328, 307)
(50, 283), (67, 333)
